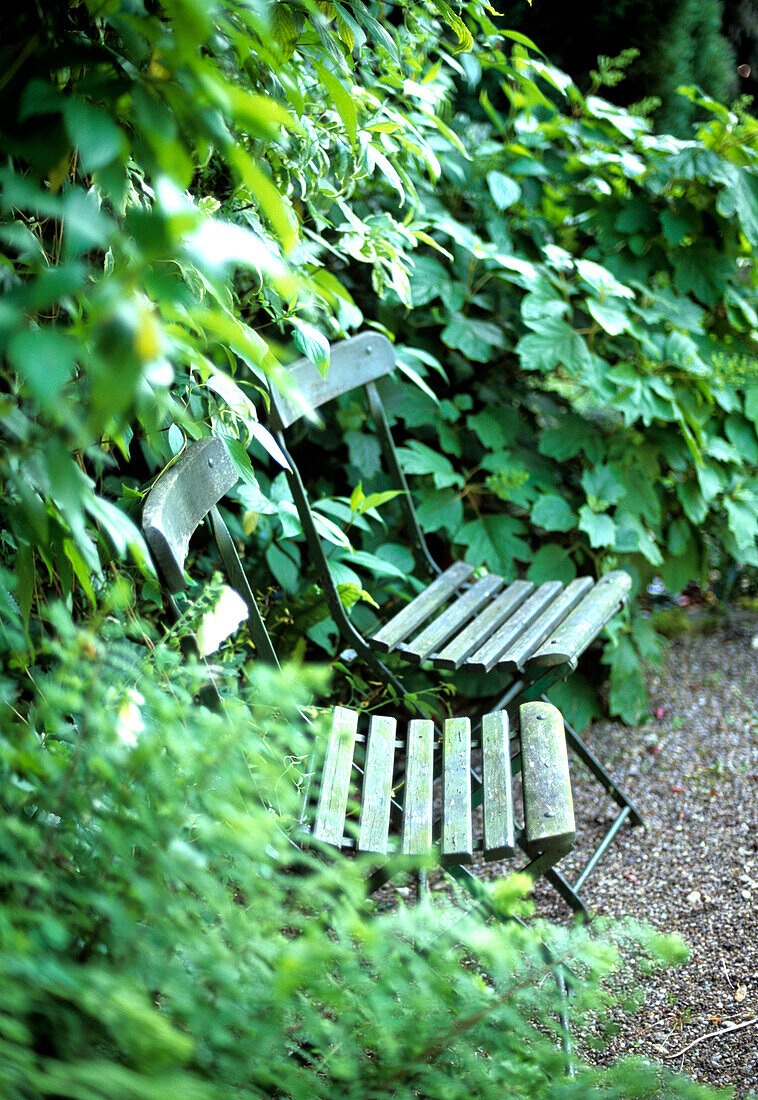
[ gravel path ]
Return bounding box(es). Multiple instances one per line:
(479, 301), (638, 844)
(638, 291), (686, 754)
(530, 621), (758, 1096)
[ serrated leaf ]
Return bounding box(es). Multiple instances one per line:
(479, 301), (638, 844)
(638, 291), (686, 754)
(516, 318), (591, 374)
(456, 514), (531, 577)
(441, 316), (504, 362)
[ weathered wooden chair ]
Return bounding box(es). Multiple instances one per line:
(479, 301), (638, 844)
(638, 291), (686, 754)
(142, 436), (577, 899)
(142, 435), (582, 1071)
(266, 332), (643, 913)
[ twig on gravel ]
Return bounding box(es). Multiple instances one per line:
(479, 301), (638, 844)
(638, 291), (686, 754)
(663, 1016), (758, 1059)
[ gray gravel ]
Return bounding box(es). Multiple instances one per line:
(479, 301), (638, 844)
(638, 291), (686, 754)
(530, 621), (758, 1096)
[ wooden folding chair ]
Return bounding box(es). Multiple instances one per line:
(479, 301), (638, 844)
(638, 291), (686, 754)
(266, 332), (643, 913)
(142, 437), (577, 902)
(143, 436), (585, 1069)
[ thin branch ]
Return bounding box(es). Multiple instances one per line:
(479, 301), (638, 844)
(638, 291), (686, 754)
(663, 1015), (758, 1059)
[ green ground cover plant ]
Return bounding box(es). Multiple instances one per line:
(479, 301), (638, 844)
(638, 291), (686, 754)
(0, 575), (726, 1098)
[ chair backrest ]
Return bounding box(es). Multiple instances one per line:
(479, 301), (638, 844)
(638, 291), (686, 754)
(142, 436), (278, 666)
(268, 331), (396, 431)
(266, 334), (441, 651)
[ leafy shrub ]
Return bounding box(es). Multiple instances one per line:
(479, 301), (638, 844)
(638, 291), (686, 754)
(0, 577), (726, 1098)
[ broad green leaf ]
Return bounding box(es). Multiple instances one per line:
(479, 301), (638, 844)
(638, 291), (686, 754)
(578, 506), (616, 549)
(677, 481), (708, 524)
(531, 495), (575, 532)
(266, 543), (299, 592)
(575, 259), (634, 300)
(516, 318), (591, 375)
(486, 171), (520, 211)
(408, 254), (450, 307)
(221, 435), (257, 487)
(456, 514), (531, 577)
(8, 327), (76, 412)
(441, 316), (504, 362)
(416, 487), (464, 534)
(527, 543), (576, 585)
(724, 497), (758, 553)
(587, 298), (630, 336)
(581, 466), (626, 509)
(63, 97), (126, 172)
(291, 319), (330, 377)
(396, 441), (463, 489)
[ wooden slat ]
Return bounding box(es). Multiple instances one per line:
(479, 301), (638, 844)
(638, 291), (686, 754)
(401, 719), (434, 856)
(313, 707), (359, 848)
(268, 332), (396, 430)
(142, 437), (237, 593)
(466, 581), (563, 673)
(398, 574), (503, 663)
(357, 715), (397, 854)
(481, 711), (515, 860)
(371, 562), (474, 652)
(526, 571), (632, 670)
(520, 702), (575, 858)
(497, 578), (594, 670)
(434, 580), (534, 670)
(441, 718), (473, 865)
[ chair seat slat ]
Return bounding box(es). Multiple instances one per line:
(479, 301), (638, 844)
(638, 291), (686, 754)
(482, 711), (515, 859)
(371, 562), (474, 652)
(497, 578), (594, 670)
(398, 574), (503, 663)
(526, 571), (632, 670)
(467, 581), (563, 673)
(441, 718), (473, 865)
(358, 715), (397, 854)
(313, 707), (359, 847)
(520, 702), (575, 858)
(433, 580), (534, 670)
(401, 719), (434, 855)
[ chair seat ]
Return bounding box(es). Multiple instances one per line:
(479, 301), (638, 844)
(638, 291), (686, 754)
(371, 567), (631, 675)
(309, 702), (575, 871)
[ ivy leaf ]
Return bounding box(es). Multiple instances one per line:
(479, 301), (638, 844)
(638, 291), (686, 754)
(578, 506), (616, 548)
(581, 466), (626, 509)
(516, 317), (591, 374)
(527, 543), (576, 585)
(676, 481), (708, 524)
(531, 495), (575, 532)
(441, 316), (504, 362)
(409, 254), (451, 307)
(456, 514), (531, 578)
(587, 298), (630, 336)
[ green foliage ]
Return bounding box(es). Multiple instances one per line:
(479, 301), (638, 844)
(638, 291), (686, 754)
(0, 578), (727, 1099)
(334, 36), (758, 724)
(489, 0), (738, 135)
(0, 7), (748, 1095)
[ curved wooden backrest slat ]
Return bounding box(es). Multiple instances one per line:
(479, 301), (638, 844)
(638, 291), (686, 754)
(142, 437), (237, 592)
(269, 331), (395, 430)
